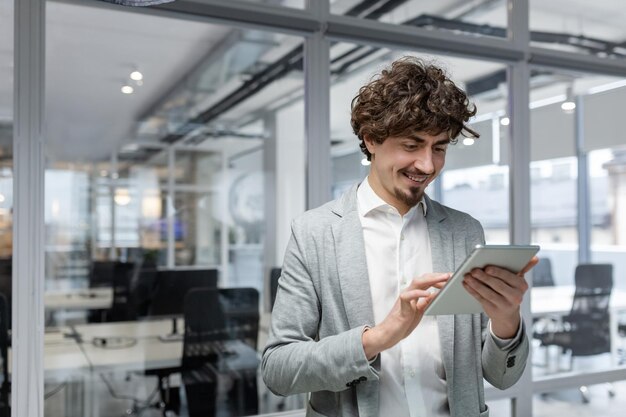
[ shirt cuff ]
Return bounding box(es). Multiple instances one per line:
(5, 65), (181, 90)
(488, 314), (523, 350)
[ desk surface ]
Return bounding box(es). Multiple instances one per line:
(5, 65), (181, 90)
(44, 287), (113, 311)
(70, 319), (259, 373)
(531, 285), (626, 316)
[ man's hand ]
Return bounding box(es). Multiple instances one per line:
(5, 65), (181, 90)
(462, 256), (539, 339)
(362, 273), (450, 360)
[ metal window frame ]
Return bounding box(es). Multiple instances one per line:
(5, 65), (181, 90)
(14, 0), (626, 416)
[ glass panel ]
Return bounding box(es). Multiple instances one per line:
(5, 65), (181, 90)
(530, 0), (626, 59)
(331, 0), (508, 39)
(590, 148), (626, 281)
(530, 71), (626, 384)
(329, 44), (509, 242)
(0, 1), (11, 414)
(44, 1), (306, 415)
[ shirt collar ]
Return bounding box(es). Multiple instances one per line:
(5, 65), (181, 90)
(357, 176), (427, 218)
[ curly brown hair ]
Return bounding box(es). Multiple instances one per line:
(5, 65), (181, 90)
(351, 56), (479, 160)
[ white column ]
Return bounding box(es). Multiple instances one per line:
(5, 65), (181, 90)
(13, 0), (45, 416)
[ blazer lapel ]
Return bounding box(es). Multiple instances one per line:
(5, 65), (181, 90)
(425, 196), (456, 391)
(331, 187), (375, 329)
(331, 186), (378, 417)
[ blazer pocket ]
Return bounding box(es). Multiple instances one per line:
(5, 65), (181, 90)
(479, 404), (490, 417)
(307, 401), (330, 417)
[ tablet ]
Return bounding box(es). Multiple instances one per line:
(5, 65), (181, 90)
(424, 244), (540, 316)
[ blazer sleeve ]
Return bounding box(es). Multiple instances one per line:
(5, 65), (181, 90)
(261, 220), (379, 396)
(468, 218), (530, 389)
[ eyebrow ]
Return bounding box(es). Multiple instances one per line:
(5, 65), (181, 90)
(407, 135), (451, 146)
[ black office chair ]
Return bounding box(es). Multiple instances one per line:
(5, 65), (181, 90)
(533, 257), (555, 287)
(219, 287), (260, 350)
(182, 288), (259, 417)
(105, 261), (136, 322)
(534, 263), (614, 401)
(0, 293), (10, 417)
(269, 267), (281, 312)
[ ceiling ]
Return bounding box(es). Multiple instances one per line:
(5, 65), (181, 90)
(1, 0), (625, 163)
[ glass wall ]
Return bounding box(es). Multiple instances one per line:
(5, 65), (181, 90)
(6, 0), (626, 416)
(331, 0), (508, 39)
(530, 70), (626, 407)
(329, 44), (510, 247)
(43, 1), (305, 416)
(530, 0), (626, 59)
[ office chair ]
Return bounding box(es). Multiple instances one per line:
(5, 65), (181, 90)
(105, 261), (136, 322)
(219, 287), (260, 350)
(269, 267), (281, 311)
(0, 293), (10, 417)
(182, 288), (259, 417)
(533, 257), (555, 287)
(534, 263), (614, 402)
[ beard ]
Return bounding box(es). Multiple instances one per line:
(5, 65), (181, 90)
(394, 183), (424, 208)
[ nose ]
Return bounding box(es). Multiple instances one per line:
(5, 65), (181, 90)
(414, 148), (435, 175)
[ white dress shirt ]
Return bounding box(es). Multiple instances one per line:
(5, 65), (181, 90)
(357, 177), (449, 417)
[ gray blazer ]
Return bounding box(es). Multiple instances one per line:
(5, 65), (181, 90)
(262, 185), (528, 417)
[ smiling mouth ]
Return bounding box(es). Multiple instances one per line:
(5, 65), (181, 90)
(403, 172), (429, 184)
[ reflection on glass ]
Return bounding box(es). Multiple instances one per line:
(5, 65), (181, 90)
(529, 73), (626, 391)
(43, 1), (305, 415)
(530, 0), (626, 59)
(331, 0), (508, 39)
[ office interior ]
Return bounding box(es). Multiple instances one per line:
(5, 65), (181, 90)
(3, 0), (626, 416)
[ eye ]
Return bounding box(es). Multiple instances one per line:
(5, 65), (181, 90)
(403, 144), (418, 151)
(434, 146), (447, 153)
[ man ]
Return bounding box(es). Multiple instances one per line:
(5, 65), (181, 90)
(262, 57), (537, 417)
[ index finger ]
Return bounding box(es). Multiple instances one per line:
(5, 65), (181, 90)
(518, 256), (539, 276)
(409, 273), (451, 290)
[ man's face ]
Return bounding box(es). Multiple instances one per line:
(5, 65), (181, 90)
(364, 131), (449, 214)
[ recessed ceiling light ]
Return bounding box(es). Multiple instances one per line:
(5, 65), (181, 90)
(462, 138), (475, 146)
(361, 158), (371, 166)
(121, 85), (134, 94)
(561, 101), (576, 112)
(500, 117), (510, 126)
(130, 70), (143, 81)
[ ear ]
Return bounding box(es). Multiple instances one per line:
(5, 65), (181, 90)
(363, 134), (377, 156)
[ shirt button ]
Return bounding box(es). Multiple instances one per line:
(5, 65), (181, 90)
(400, 234), (405, 240)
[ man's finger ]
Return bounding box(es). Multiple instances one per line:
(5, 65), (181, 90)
(518, 256), (539, 276)
(409, 273), (451, 290)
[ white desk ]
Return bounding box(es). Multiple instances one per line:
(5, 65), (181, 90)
(531, 285), (626, 364)
(44, 287), (113, 311)
(72, 319), (183, 372)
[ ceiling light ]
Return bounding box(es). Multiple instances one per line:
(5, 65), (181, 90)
(121, 85), (134, 94)
(561, 86), (576, 113)
(561, 101), (576, 112)
(0, 194), (5, 203)
(361, 158), (371, 166)
(130, 70), (143, 81)
(500, 117), (510, 126)
(462, 138), (475, 146)
(114, 188), (131, 206)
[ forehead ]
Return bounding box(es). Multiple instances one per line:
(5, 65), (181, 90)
(402, 131), (450, 142)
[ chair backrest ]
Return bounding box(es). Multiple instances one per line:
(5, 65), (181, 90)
(89, 261), (117, 288)
(269, 267), (281, 311)
(182, 287), (259, 368)
(567, 263), (613, 355)
(533, 257), (554, 287)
